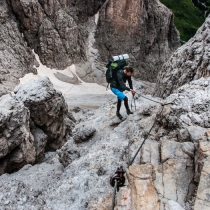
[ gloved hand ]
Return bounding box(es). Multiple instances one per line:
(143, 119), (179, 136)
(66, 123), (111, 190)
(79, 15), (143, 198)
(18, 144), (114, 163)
(130, 89), (136, 96)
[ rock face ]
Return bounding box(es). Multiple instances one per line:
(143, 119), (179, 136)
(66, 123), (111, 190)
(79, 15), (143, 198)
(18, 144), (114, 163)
(115, 79), (210, 209)
(154, 15), (210, 98)
(1, 0), (180, 87)
(14, 76), (74, 150)
(95, 0), (180, 82)
(6, 0), (107, 70)
(31, 127), (48, 162)
(0, 77), (75, 175)
(194, 147), (210, 209)
(1, 2), (210, 210)
(0, 1), (36, 96)
(0, 94), (35, 175)
(128, 164), (159, 210)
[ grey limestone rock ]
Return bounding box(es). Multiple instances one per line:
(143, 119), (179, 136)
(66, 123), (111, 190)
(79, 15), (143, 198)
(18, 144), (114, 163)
(7, 0), (106, 70)
(0, 1), (36, 96)
(140, 139), (160, 167)
(0, 154), (64, 209)
(194, 156), (210, 210)
(157, 77), (210, 130)
(3, 0), (180, 85)
(0, 94), (35, 175)
(154, 15), (210, 98)
(160, 140), (194, 162)
(73, 124), (96, 143)
(14, 76), (74, 150)
(0, 79), (208, 209)
(31, 127), (48, 162)
(57, 138), (80, 167)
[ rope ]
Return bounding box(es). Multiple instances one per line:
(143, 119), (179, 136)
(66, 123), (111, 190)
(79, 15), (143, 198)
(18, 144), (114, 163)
(111, 179), (118, 210)
(137, 92), (164, 105)
(128, 105), (165, 166)
(98, 0), (111, 12)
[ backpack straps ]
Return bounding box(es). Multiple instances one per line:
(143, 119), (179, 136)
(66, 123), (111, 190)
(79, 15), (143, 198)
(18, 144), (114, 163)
(106, 83), (110, 90)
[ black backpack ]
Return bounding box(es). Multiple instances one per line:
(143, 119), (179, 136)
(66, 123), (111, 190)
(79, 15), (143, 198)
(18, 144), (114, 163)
(105, 59), (128, 87)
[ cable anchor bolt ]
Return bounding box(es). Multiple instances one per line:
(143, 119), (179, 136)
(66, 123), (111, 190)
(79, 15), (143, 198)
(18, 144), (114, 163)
(110, 166), (126, 192)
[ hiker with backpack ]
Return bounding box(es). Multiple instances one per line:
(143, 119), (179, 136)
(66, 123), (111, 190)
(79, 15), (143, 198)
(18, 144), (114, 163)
(105, 54), (136, 120)
(110, 66), (136, 120)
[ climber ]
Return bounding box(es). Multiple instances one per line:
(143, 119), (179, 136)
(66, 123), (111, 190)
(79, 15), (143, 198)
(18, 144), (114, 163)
(111, 66), (136, 120)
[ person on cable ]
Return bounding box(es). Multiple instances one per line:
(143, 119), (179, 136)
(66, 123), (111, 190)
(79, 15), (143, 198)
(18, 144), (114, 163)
(111, 66), (136, 120)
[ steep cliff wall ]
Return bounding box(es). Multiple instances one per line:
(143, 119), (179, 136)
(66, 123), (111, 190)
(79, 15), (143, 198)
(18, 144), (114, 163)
(95, 0), (180, 82)
(154, 15), (210, 98)
(1, 0), (180, 90)
(0, 1), (36, 96)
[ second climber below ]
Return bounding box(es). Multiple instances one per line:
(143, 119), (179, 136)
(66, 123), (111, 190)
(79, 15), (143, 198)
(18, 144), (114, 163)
(111, 66), (136, 120)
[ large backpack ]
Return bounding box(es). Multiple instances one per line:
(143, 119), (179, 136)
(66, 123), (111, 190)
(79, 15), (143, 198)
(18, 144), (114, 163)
(105, 54), (129, 87)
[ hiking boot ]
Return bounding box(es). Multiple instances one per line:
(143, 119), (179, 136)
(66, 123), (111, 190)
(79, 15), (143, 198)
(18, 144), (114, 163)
(116, 111), (123, 120)
(126, 109), (133, 115)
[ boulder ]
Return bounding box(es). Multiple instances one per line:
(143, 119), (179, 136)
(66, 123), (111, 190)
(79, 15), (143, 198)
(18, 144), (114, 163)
(14, 77), (74, 150)
(73, 124), (96, 143)
(0, 94), (35, 175)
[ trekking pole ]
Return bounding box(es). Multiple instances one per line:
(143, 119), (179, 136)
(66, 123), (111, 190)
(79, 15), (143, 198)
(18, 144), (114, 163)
(130, 95), (133, 111)
(111, 179), (118, 210)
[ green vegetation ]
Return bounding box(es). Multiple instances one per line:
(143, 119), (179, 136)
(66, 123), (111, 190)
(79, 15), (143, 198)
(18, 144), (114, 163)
(160, 0), (209, 42)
